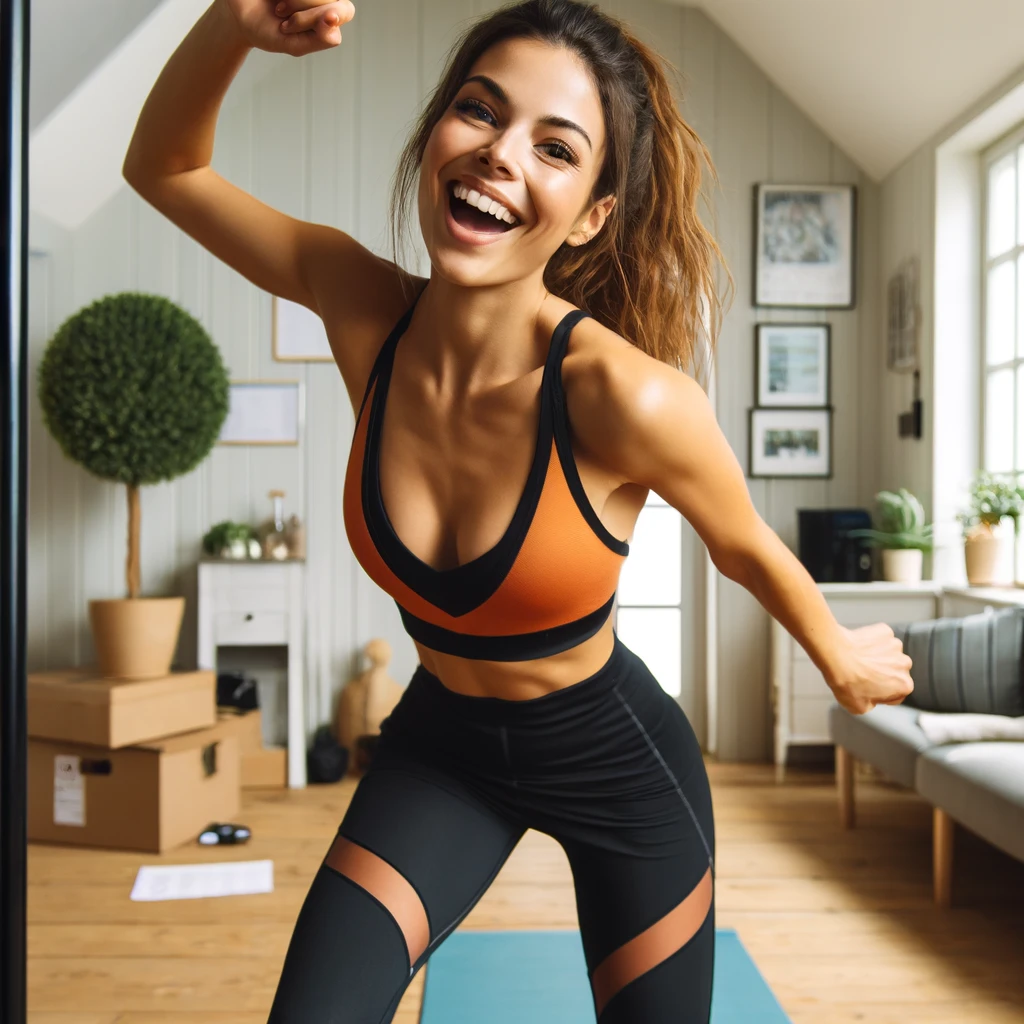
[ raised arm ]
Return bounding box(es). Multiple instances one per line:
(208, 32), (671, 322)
(121, 0), (397, 341)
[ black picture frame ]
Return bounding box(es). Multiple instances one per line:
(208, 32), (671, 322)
(747, 406), (834, 479)
(753, 184), (857, 309)
(754, 322), (831, 407)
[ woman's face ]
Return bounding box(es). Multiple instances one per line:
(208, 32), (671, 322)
(417, 36), (615, 287)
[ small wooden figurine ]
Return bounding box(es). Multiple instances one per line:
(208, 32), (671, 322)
(334, 638), (404, 774)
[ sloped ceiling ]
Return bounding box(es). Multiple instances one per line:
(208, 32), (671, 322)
(28, 0), (1024, 230)
(694, 0), (1024, 181)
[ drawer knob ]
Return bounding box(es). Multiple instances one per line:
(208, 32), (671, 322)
(245, 613), (254, 622)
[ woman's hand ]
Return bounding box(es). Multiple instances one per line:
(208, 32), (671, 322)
(824, 622), (914, 715)
(220, 0), (354, 56)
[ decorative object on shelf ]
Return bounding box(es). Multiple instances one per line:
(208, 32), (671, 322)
(845, 488), (935, 583)
(955, 471), (1024, 586)
(334, 638), (403, 775)
(753, 183), (856, 308)
(285, 514), (306, 559)
(748, 406), (832, 478)
(202, 521), (262, 560)
(886, 257), (920, 373)
(306, 725), (349, 783)
(755, 323), (830, 407)
(261, 490), (292, 560)
(272, 295), (334, 362)
(217, 380), (303, 445)
(37, 291), (229, 679)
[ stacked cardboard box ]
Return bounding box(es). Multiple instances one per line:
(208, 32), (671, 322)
(27, 668), (239, 853)
(217, 706), (287, 789)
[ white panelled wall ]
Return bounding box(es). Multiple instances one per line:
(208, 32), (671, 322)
(27, 0), (882, 761)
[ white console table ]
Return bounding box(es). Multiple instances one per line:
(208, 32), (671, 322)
(197, 559), (307, 788)
(771, 581), (942, 767)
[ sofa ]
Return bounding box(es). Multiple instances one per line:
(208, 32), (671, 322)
(828, 605), (1024, 907)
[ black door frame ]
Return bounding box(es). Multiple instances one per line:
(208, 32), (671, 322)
(1, 0), (30, 1021)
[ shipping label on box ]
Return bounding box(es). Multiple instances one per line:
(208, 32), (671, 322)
(53, 754), (85, 826)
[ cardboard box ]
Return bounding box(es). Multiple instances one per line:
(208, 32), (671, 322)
(28, 668), (216, 748)
(242, 746), (287, 788)
(216, 709), (287, 788)
(28, 714), (240, 853)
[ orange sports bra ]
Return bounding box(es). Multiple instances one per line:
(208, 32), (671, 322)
(343, 287), (630, 662)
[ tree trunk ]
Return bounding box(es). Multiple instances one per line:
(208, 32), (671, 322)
(127, 483), (141, 599)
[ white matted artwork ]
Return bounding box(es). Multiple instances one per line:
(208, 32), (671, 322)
(272, 295), (333, 362)
(754, 184), (856, 308)
(748, 407), (832, 478)
(218, 380), (303, 446)
(755, 323), (830, 407)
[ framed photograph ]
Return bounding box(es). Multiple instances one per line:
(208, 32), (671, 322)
(753, 184), (856, 308)
(218, 380), (304, 446)
(272, 295), (333, 362)
(755, 323), (830, 407)
(886, 257), (919, 372)
(748, 407), (832, 479)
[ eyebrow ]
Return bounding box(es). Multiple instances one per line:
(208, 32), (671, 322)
(460, 74), (593, 153)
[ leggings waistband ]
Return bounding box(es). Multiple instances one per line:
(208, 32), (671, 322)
(408, 631), (638, 728)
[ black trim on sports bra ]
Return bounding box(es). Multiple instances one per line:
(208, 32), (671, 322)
(395, 592), (617, 661)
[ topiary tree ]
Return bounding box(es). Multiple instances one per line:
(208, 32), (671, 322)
(38, 292), (229, 599)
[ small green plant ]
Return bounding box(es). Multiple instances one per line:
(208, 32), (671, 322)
(846, 488), (934, 552)
(955, 470), (1024, 539)
(202, 521), (259, 558)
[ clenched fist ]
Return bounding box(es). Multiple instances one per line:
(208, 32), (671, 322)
(825, 622), (914, 715)
(219, 0), (354, 56)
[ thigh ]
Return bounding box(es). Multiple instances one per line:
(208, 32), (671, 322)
(267, 748), (526, 1024)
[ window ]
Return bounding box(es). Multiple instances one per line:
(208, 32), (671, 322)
(981, 126), (1024, 583)
(614, 488), (683, 697)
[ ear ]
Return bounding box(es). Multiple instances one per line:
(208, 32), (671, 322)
(566, 193), (617, 247)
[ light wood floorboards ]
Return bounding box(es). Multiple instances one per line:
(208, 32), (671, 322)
(26, 761), (1024, 1023)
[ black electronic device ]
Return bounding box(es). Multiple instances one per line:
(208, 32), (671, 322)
(797, 508), (874, 583)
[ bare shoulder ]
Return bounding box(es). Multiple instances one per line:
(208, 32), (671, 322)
(562, 314), (705, 486)
(316, 256), (429, 413)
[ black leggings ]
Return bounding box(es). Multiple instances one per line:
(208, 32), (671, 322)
(267, 632), (716, 1023)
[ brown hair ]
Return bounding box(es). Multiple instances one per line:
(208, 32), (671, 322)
(388, 0), (733, 386)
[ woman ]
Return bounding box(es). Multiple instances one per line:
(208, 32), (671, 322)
(124, 1), (914, 1020)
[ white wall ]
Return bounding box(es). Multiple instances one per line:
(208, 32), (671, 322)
(26, 0), (881, 761)
(878, 61), (1024, 587)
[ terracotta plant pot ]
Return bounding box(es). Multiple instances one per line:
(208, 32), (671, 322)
(88, 597), (185, 679)
(881, 548), (923, 583)
(964, 524), (1011, 586)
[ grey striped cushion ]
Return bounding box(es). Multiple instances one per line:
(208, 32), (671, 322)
(888, 607), (1024, 716)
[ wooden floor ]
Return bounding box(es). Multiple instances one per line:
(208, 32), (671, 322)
(26, 760), (1024, 1024)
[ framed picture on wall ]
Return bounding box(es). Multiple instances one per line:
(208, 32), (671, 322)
(886, 257), (919, 372)
(754, 323), (830, 407)
(748, 406), (832, 478)
(753, 183), (856, 308)
(218, 380), (304, 446)
(272, 295), (334, 362)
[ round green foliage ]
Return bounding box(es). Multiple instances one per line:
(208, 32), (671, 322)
(38, 292), (229, 487)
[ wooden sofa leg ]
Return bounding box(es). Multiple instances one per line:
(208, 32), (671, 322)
(836, 745), (855, 829)
(933, 807), (954, 908)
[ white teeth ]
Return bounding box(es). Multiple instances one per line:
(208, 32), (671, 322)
(452, 182), (519, 225)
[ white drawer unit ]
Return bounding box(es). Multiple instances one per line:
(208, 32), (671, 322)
(770, 581), (943, 767)
(198, 559), (306, 787)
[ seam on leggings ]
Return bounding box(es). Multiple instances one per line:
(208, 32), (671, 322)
(612, 685), (715, 877)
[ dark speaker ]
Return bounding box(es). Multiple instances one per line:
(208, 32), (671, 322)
(797, 508), (874, 583)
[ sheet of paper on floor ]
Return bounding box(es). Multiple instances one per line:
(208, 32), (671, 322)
(130, 859), (275, 901)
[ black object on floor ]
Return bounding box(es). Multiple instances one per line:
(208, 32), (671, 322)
(198, 823), (252, 845)
(307, 725), (348, 783)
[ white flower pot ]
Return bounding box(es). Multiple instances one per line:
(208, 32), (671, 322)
(881, 548), (923, 583)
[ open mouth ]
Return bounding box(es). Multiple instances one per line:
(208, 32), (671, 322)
(446, 181), (519, 235)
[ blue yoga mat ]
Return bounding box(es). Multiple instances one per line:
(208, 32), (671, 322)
(420, 928), (791, 1023)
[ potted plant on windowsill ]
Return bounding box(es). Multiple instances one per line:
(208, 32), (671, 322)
(955, 471), (1024, 586)
(845, 488), (934, 583)
(38, 292), (229, 679)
